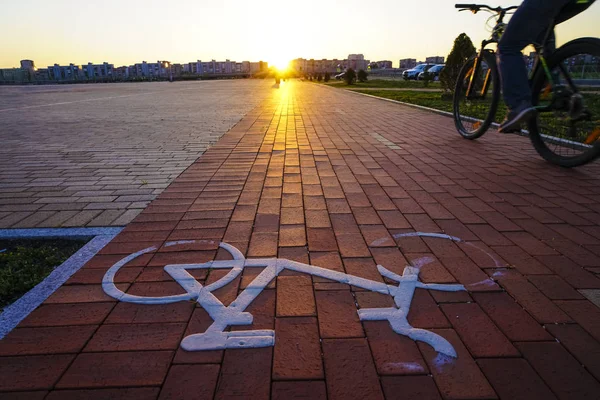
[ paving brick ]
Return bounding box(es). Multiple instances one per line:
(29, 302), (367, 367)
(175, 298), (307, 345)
(555, 300), (600, 342)
(272, 381), (327, 400)
(276, 275), (315, 316)
(248, 231), (278, 256)
(105, 302), (194, 324)
(352, 207), (382, 225)
(491, 246), (552, 275)
(467, 224), (512, 246)
(0, 355), (75, 391)
(369, 246), (408, 276)
(173, 308), (222, 364)
(231, 288), (275, 331)
(309, 251), (345, 276)
(45, 284), (129, 304)
(281, 207), (305, 225)
(535, 255), (600, 288)
(336, 233), (370, 257)
(84, 322), (186, 352)
(477, 358), (556, 400)
(404, 253), (457, 283)
(57, 351), (173, 389)
(66, 267), (141, 285)
(407, 289), (450, 329)
(0, 326), (97, 356)
(315, 290), (364, 338)
(516, 341), (600, 399)
(418, 329), (496, 400)
(214, 348), (272, 400)
(441, 303), (519, 357)
(406, 213), (442, 233)
(380, 376), (442, 400)
(149, 250), (216, 266)
(490, 269), (571, 323)
(158, 365), (219, 400)
(307, 228), (338, 252)
(527, 275), (584, 300)
(46, 388), (160, 400)
(364, 320), (429, 375)
(378, 210), (411, 229)
(0, 392), (48, 400)
(438, 256), (499, 292)
(273, 317), (323, 380)
(279, 224), (306, 246)
(322, 338), (384, 400)
(472, 292), (552, 341)
(436, 219), (479, 241)
(19, 303), (114, 327)
(278, 246), (310, 264)
(546, 323), (600, 381)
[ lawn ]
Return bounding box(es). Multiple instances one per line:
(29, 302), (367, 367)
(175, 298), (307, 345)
(323, 79), (441, 90)
(0, 238), (88, 310)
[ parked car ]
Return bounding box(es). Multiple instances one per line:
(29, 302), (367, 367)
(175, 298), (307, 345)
(402, 64), (434, 80)
(418, 64), (445, 81)
(334, 72), (346, 80)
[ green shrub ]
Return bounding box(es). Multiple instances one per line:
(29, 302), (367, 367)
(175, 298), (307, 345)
(324, 72), (331, 82)
(357, 69), (368, 82)
(440, 33), (476, 94)
(344, 68), (356, 85)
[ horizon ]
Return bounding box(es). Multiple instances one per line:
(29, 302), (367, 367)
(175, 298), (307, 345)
(1, 0), (599, 70)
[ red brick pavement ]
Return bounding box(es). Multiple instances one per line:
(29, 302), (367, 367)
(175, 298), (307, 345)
(2, 81), (600, 399)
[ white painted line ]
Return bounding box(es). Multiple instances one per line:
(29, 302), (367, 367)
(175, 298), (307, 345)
(0, 227), (122, 339)
(0, 227), (122, 239)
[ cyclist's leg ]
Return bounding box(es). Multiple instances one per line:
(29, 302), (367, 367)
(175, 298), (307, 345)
(497, 0), (569, 110)
(497, 0), (571, 131)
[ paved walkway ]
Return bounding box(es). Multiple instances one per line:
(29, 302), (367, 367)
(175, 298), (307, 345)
(1, 80), (600, 399)
(0, 81), (272, 228)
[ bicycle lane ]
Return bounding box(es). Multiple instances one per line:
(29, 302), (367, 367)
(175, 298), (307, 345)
(1, 80), (600, 399)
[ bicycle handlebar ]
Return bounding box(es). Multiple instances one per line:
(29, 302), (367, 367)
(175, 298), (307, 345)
(455, 3), (519, 13)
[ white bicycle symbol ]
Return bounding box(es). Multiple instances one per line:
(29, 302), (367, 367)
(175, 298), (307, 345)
(103, 234), (477, 358)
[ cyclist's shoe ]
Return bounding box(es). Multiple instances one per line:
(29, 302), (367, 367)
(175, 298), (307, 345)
(498, 102), (537, 134)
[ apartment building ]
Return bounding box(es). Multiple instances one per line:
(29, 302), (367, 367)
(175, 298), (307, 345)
(399, 59), (417, 69)
(425, 56), (445, 64)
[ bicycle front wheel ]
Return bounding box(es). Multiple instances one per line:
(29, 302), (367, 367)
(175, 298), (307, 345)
(453, 51), (500, 139)
(528, 37), (600, 167)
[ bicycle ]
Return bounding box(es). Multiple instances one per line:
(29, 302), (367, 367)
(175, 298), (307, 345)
(452, 3), (600, 167)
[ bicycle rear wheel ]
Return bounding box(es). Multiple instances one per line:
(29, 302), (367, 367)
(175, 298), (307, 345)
(453, 51), (500, 139)
(528, 38), (600, 167)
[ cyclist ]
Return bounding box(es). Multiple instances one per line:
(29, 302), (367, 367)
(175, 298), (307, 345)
(498, 0), (596, 133)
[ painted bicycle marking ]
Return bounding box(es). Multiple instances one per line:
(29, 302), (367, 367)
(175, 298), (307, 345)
(102, 237), (469, 357)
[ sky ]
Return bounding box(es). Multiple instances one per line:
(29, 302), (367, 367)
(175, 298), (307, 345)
(1, 0), (599, 69)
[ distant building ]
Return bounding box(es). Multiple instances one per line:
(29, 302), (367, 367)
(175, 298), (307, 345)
(399, 59), (417, 69)
(347, 54), (369, 71)
(1, 57), (266, 84)
(49, 64), (82, 81)
(425, 56), (445, 64)
(290, 55), (370, 75)
(371, 60), (393, 69)
(20, 60), (35, 70)
(83, 62), (114, 80)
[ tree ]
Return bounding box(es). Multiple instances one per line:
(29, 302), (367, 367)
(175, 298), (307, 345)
(439, 33), (476, 94)
(324, 71), (331, 82)
(344, 68), (356, 85)
(357, 69), (368, 82)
